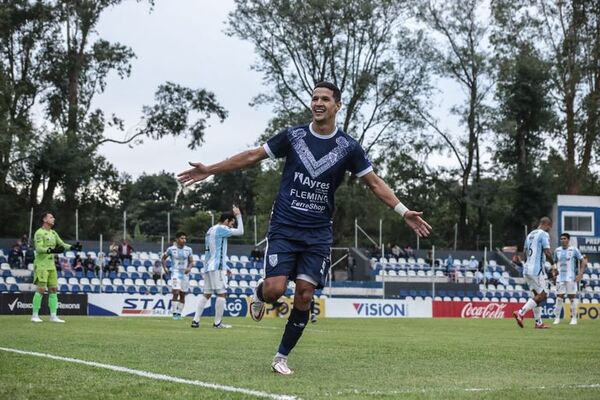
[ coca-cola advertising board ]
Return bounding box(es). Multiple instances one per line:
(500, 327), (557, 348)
(433, 301), (556, 319)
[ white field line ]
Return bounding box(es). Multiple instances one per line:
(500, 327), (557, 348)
(0, 347), (299, 400)
(327, 384), (600, 397)
(234, 324), (328, 333)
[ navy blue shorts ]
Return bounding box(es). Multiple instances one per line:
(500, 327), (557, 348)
(264, 224), (332, 289)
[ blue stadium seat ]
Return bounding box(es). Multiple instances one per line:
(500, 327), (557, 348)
(195, 261), (204, 269)
(103, 285), (114, 294)
(60, 284), (69, 293)
(133, 260), (141, 267)
(141, 272), (150, 280)
(127, 286), (136, 294)
(0, 256), (6, 263)
(143, 260), (152, 268)
(93, 285), (101, 293)
(123, 259), (130, 267)
(86, 271), (95, 279)
(192, 287), (202, 295)
(438, 290), (447, 298)
(119, 272), (128, 279)
(63, 271), (73, 279)
(150, 286), (159, 295)
(71, 285), (80, 293)
(2, 270), (11, 277)
(9, 284), (19, 292)
(161, 286), (169, 295)
(75, 271), (83, 278)
(139, 286), (147, 294)
(116, 286), (125, 294)
(130, 272), (139, 280)
(0, 283), (7, 292)
(109, 271), (117, 279)
(82, 285), (92, 293)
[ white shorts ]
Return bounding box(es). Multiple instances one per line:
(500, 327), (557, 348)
(556, 281), (578, 295)
(170, 275), (189, 292)
(524, 274), (547, 297)
(203, 270), (227, 295)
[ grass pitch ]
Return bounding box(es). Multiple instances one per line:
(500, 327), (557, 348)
(0, 315), (599, 399)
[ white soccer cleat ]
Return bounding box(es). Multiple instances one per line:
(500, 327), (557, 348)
(31, 316), (43, 323)
(570, 318), (577, 325)
(250, 279), (265, 322)
(213, 322), (232, 329)
(553, 318), (560, 325)
(271, 356), (293, 375)
(49, 316), (65, 323)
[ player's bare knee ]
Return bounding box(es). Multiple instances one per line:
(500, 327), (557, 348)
(262, 279), (286, 302)
(48, 287), (57, 294)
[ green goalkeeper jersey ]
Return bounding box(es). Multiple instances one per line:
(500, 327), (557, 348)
(34, 227), (71, 270)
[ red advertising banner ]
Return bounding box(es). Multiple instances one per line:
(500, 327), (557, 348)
(433, 301), (535, 319)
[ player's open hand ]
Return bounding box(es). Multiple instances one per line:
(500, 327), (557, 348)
(232, 206), (241, 216)
(404, 211), (432, 237)
(177, 162), (211, 187)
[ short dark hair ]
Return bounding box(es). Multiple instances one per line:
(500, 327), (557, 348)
(219, 211), (235, 223)
(40, 211), (53, 223)
(175, 231), (187, 239)
(560, 232), (571, 240)
(314, 81), (341, 102)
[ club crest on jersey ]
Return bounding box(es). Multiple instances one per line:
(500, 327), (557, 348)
(269, 254), (278, 267)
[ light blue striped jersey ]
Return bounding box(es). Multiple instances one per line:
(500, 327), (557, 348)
(553, 246), (583, 282)
(204, 216), (244, 272)
(166, 245), (193, 277)
(523, 229), (550, 276)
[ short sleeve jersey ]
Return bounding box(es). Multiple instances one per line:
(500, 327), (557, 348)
(553, 246), (583, 282)
(523, 229), (551, 276)
(204, 225), (237, 272)
(166, 245), (193, 277)
(263, 123), (372, 229)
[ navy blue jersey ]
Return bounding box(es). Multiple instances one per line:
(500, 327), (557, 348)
(263, 123), (372, 231)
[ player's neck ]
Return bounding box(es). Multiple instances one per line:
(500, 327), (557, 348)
(310, 120), (336, 136)
(42, 224), (51, 230)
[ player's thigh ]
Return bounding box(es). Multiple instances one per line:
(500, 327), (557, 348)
(203, 270), (227, 295)
(525, 274), (546, 296)
(171, 275), (182, 291)
(264, 239), (299, 280)
(34, 269), (50, 288)
(557, 282), (567, 295)
(565, 281), (577, 295)
(297, 250), (330, 290)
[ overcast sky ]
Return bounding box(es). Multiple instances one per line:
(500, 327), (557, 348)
(94, 0), (271, 178)
(92, 0), (464, 179)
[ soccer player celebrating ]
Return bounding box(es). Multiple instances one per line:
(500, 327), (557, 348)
(513, 216), (554, 329)
(162, 232), (194, 320)
(552, 233), (587, 325)
(178, 82), (431, 374)
(191, 206), (244, 329)
(31, 211), (81, 323)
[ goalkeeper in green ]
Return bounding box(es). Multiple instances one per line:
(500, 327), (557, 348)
(31, 211), (81, 323)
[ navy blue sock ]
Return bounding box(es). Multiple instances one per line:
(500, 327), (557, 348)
(256, 282), (265, 302)
(277, 307), (309, 356)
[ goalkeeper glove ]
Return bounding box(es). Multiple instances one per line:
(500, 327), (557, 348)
(47, 245), (65, 254)
(71, 242), (82, 252)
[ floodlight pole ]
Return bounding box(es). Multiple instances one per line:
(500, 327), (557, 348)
(167, 212), (171, 243)
(454, 223), (458, 251)
(123, 210), (127, 240)
(28, 208), (33, 241)
(75, 209), (79, 242)
(99, 234), (104, 293)
(489, 223), (493, 253)
(431, 245), (436, 299)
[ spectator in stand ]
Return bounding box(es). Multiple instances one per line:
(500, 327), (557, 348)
(474, 266), (484, 284)
(24, 247), (34, 267)
(425, 251), (433, 267)
(83, 254), (99, 276)
(391, 244), (402, 259)
(60, 257), (73, 274)
(250, 246), (264, 261)
(512, 254), (524, 271)
(118, 240), (134, 264)
(445, 255), (454, 273)
(73, 256), (84, 273)
(404, 244), (414, 257)
(152, 261), (163, 284)
(20, 234), (29, 250)
(468, 256), (478, 271)
(8, 244), (23, 269)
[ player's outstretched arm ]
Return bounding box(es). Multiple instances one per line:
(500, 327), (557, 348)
(360, 171), (431, 237)
(229, 206), (244, 236)
(177, 147), (268, 187)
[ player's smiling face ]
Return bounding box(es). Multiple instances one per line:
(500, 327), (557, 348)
(311, 88), (340, 123)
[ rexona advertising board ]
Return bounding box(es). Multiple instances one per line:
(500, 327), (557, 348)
(326, 298), (432, 318)
(88, 294), (247, 317)
(433, 301), (556, 319)
(0, 293), (88, 315)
